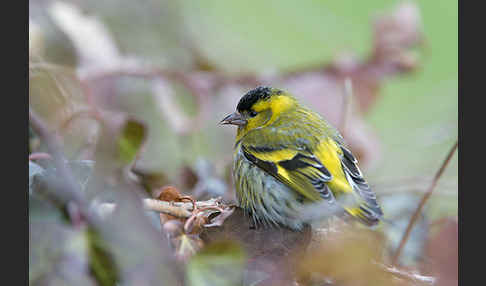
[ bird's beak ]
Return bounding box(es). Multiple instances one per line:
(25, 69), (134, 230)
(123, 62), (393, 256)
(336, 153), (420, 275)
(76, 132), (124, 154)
(219, 112), (247, 126)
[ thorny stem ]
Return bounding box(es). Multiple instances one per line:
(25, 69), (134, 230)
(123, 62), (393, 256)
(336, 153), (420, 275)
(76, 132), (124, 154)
(392, 140), (458, 265)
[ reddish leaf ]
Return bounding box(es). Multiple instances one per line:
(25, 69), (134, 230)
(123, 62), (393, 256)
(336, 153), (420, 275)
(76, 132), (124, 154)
(200, 208), (311, 284)
(422, 218), (458, 286)
(155, 186), (184, 202)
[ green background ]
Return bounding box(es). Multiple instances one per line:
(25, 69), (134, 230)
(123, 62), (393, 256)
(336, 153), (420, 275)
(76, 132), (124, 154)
(180, 0), (458, 217)
(33, 0), (458, 218)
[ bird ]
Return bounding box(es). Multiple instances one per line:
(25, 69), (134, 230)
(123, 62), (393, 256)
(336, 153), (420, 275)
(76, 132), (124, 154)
(220, 86), (383, 230)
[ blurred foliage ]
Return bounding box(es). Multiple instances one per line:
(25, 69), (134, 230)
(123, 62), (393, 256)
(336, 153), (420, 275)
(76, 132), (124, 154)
(29, 0), (457, 285)
(117, 119), (146, 164)
(86, 227), (119, 286)
(186, 241), (245, 286)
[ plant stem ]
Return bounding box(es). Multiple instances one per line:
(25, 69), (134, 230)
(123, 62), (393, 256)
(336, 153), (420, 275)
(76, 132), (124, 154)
(392, 140), (458, 265)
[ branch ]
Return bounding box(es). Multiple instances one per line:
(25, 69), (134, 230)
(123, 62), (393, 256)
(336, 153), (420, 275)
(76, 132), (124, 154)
(392, 140), (458, 265)
(97, 198), (224, 219)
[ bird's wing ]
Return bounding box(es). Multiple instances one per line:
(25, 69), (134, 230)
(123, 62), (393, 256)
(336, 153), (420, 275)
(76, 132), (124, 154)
(241, 132), (382, 225)
(240, 137), (336, 203)
(338, 144), (383, 225)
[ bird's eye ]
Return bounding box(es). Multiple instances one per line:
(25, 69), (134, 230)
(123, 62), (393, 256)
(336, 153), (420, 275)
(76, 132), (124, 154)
(249, 110), (257, 117)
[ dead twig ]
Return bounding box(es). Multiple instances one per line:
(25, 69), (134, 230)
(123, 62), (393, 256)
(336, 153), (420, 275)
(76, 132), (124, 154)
(98, 198), (223, 219)
(143, 199), (193, 218)
(184, 214), (199, 233)
(392, 140), (458, 265)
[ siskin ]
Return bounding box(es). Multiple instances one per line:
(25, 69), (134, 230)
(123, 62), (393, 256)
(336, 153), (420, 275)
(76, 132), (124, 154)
(220, 86), (383, 230)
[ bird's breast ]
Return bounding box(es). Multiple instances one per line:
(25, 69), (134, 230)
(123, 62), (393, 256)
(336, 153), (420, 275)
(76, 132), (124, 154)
(232, 145), (306, 230)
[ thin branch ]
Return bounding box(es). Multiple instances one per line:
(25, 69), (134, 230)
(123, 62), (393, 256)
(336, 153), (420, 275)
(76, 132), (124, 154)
(184, 214), (198, 233)
(98, 198), (223, 219)
(392, 140), (458, 265)
(144, 199), (192, 218)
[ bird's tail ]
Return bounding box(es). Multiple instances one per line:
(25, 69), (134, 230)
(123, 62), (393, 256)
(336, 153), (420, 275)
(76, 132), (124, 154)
(345, 203), (384, 227)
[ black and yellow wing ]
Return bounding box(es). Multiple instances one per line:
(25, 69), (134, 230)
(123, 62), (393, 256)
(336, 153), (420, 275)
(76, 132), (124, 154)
(241, 144), (334, 202)
(339, 145), (383, 225)
(240, 134), (383, 226)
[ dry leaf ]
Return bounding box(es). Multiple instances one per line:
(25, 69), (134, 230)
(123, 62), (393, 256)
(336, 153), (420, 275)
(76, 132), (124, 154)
(422, 218), (458, 286)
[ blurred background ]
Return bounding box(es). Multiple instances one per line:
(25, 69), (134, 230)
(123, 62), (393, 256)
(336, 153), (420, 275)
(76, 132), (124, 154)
(29, 0), (457, 285)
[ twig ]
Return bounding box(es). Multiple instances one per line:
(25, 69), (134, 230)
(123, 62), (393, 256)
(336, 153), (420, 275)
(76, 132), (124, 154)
(98, 198), (223, 219)
(143, 199), (192, 218)
(184, 214), (198, 233)
(392, 141), (458, 265)
(198, 206), (224, 213)
(180, 196), (198, 212)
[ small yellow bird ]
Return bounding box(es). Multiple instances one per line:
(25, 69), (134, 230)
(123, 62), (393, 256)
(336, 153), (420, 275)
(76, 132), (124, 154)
(220, 86), (383, 230)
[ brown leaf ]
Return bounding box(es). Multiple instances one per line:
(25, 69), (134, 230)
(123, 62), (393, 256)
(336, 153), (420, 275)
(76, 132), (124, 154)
(200, 208), (312, 284)
(201, 208), (311, 257)
(155, 186), (184, 202)
(422, 217), (458, 286)
(372, 2), (423, 64)
(297, 225), (407, 286)
(154, 186), (188, 223)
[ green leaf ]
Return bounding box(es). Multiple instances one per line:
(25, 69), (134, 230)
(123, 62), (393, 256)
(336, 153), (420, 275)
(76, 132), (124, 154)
(187, 241), (246, 286)
(86, 227), (119, 286)
(117, 119), (146, 164)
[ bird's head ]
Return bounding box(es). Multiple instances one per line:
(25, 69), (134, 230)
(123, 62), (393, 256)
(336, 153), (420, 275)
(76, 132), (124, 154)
(220, 86), (297, 140)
